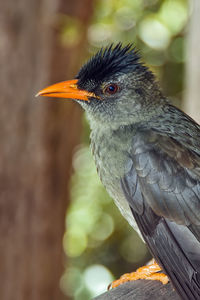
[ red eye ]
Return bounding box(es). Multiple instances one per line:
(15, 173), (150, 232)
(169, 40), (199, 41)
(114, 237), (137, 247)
(104, 83), (119, 95)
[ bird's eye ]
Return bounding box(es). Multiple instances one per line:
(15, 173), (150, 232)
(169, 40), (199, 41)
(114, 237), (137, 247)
(104, 83), (119, 95)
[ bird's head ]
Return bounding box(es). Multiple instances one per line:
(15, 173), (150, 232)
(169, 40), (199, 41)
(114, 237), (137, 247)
(37, 43), (164, 129)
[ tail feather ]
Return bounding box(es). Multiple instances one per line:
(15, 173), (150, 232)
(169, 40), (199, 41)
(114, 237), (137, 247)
(131, 206), (200, 300)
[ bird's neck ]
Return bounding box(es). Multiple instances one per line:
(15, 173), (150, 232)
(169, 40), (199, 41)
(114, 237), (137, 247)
(89, 121), (137, 176)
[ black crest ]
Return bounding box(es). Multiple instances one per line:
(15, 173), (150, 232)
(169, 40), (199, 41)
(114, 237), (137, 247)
(76, 43), (146, 86)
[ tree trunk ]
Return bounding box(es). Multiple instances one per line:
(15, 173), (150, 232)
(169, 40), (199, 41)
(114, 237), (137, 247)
(183, 0), (200, 123)
(0, 1), (93, 300)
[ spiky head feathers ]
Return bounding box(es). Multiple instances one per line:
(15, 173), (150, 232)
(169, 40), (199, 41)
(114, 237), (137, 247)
(76, 43), (149, 89)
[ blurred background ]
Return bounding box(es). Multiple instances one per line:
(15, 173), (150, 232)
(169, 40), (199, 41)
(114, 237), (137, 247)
(1, 0), (200, 300)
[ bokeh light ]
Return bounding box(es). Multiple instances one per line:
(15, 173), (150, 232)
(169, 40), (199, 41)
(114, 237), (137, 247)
(83, 264), (114, 297)
(159, 0), (188, 34)
(138, 16), (171, 50)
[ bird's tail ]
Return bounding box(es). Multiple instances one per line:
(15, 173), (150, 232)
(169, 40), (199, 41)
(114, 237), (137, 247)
(131, 206), (200, 300)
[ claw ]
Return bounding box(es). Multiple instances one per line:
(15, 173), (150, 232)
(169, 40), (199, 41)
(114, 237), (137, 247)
(109, 260), (169, 289)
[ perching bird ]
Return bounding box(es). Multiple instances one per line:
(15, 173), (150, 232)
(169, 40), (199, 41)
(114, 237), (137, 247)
(37, 43), (200, 299)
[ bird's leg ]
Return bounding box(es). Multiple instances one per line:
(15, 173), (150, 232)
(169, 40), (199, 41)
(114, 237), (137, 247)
(109, 259), (169, 289)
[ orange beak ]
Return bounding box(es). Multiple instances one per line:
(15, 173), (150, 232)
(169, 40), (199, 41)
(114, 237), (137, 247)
(36, 79), (97, 101)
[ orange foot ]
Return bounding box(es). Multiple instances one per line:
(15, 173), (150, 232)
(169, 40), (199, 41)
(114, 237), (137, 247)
(109, 259), (169, 289)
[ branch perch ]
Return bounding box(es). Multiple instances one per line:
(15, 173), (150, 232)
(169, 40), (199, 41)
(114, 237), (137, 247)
(93, 280), (180, 300)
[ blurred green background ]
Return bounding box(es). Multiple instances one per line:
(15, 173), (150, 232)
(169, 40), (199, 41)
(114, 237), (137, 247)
(60, 0), (189, 299)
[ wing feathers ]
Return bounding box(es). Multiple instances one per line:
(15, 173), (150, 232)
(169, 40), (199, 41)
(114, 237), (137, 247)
(131, 130), (200, 226)
(120, 126), (200, 299)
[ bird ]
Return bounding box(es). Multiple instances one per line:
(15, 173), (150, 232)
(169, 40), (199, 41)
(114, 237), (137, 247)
(37, 43), (200, 299)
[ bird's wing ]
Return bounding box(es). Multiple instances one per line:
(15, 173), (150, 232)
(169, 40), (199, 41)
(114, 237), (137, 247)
(120, 129), (200, 299)
(123, 129), (200, 227)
